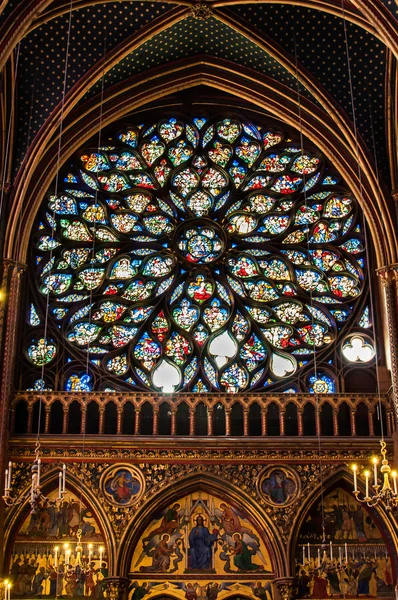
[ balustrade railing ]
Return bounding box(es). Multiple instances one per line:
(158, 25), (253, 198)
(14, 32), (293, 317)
(10, 392), (395, 438)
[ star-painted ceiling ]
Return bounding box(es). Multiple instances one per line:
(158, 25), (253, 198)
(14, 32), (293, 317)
(14, 2), (172, 162)
(231, 4), (388, 181)
(10, 0), (391, 186)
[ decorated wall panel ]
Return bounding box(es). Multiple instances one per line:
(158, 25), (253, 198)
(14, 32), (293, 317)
(295, 487), (394, 598)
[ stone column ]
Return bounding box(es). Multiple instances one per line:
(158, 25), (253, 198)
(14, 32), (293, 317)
(297, 409), (303, 436)
(274, 577), (297, 600)
(225, 408), (231, 436)
(350, 410), (357, 437)
(261, 407), (267, 436)
(102, 577), (130, 600)
(207, 407), (213, 436)
(62, 403), (68, 434)
(79, 402), (86, 434)
(44, 405), (51, 433)
(189, 406), (195, 435)
(280, 409), (285, 436)
(243, 408), (249, 436)
(116, 407), (123, 435)
(98, 407), (105, 434)
(134, 407), (141, 434)
(332, 409), (339, 436)
(170, 408), (177, 435)
(368, 408), (375, 436)
(377, 267), (398, 423)
(153, 408), (159, 435)
(0, 260), (26, 572)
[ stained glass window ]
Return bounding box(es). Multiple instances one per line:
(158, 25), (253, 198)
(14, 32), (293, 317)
(26, 115), (367, 393)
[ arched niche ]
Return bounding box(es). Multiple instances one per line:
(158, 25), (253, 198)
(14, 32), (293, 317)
(289, 474), (397, 598)
(126, 492), (275, 600)
(4, 472), (115, 586)
(119, 475), (284, 584)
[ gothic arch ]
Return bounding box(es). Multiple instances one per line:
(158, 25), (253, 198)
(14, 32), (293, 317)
(117, 472), (286, 577)
(286, 466), (398, 577)
(5, 57), (395, 268)
(3, 467), (116, 573)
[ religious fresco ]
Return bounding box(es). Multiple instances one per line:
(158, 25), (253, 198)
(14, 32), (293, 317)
(257, 467), (299, 507)
(8, 489), (106, 597)
(130, 580), (273, 600)
(295, 487), (394, 598)
(101, 464), (145, 507)
(15, 490), (102, 541)
(130, 492), (273, 575)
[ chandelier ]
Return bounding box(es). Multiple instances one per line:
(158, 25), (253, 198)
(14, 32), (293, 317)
(352, 440), (398, 509)
(2, 442), (67, 510)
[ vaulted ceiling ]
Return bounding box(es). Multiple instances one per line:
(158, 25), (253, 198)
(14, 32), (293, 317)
(0, 0), (397, 205)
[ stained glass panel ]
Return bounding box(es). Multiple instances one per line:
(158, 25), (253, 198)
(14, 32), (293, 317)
(27, 115), (366, 392)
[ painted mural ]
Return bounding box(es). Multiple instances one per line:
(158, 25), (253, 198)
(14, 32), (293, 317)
(9, 490), (106, 598)
(129, 493), (273, 600)
(131, 492), (273, 575)
(101, 464), (145, 507)
(15, 490), (102, 541)
(258, 467), (299, 507)
(296, 488), (394, 598)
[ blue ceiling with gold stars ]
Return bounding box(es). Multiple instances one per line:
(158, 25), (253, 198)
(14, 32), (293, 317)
(11, 1), (392, 185)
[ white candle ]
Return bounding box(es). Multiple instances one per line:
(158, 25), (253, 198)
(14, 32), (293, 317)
(302, 545), (305, 565)
(31, 474), (36, 502)
(345, 543), (348, 563)
(62, 464), (66, 492)
(392, 471), (397, 495)
(4, 469), (8, 494)
(88, 544), (93, 563)
(8, 461), (12, 488)
(37, 459), (41, 487)
(99, 546), (104, 566)
(352, 465), (358, 492)
(7, 584), (11, 600)
(372, 457), (378, 487)
(3, 580), (8, 600)
(65, 550), (70, 565)
(364, 470), (370, 498)
(58, 472), (62, 499)
(330, 541), (333, 560)
(307, 543), (310, 562)
(318, 549), (321, 566)
(54, 547), (58, 568)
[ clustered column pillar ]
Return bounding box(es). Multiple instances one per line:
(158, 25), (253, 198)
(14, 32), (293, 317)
(377, 266), (398, 462)
(377, 267), (398, 423)
(0, 260), (27, 572)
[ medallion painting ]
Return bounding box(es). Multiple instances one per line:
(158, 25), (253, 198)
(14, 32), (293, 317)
(101, 464), (145, 507)
(26, 114), (367, 393)
(258, 466), (299, 506)
(131, 492), (272, 575)
(296, 487), (394, 599)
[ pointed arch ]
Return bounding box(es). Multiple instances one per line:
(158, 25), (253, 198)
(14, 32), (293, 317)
(116, 472), (287, 577)
(3, 466), (116, 573)
(286, 465), (398, 577)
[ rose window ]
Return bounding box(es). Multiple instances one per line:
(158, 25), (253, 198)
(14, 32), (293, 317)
(27, 115), (366, 393)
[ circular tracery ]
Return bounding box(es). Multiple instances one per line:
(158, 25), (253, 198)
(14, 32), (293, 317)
(26, 115), (366, 393)
(176, 220), (225, 264)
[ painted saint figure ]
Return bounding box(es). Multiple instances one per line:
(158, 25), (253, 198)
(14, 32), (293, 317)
(188, 516), (218, 570)
(229, 533), (261, 571)
(140, 534), (175, 572)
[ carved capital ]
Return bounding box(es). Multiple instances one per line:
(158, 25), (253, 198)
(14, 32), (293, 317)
(102, 577), (130, 600)
(274, 577), (297, 600)
(190, 2), (213, 20)
(376, 265), (395, 285)
(391, 189), (398, 202)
